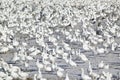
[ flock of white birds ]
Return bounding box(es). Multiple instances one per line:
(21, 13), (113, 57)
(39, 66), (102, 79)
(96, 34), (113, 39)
(0, 0), (120, 80)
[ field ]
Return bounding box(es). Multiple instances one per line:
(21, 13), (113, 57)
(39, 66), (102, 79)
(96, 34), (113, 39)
(0, 0), (120, 80)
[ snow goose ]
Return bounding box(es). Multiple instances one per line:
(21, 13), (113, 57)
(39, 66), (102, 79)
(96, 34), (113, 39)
(88, 62), (99, 80)
(106, 72), (112, 80)
(22, 42), (28, 47)
(0, 77), (3, 80)
(24, 52), (33, 60)
(34, 74), (37, 80)
(52, 48), (57, 56)
(10, 70), (19, 79)
(0, 47), (9, 54)
(36, 35), (46, 47)
(37, 70), (42, 78)
(43, 58), (50, 65)
(62, 52), (69, 58)
(12, 52), (20, 63)
(56, 46), (64, 55)
(103, 64), (109, 70)
(101, 71), (112, 80)
(98, 61), (104, 69)
(69, 55), (77, 67)
(8, 44), (14, 49)
(29, 46), (36, 52)
(0, 71), (6, 78)
(42, 50), (49, 60)
(30, 49), (41, 56)
(9, 64), (20, 72)
(52, 62), (57, 70)
(87, 61), (92, 73)
(44, 65), (52, 72)
(65, 73), (70, 80)
(18, 68), (28, 80)
(62, 53), (69, 63)
(13, 39), (19, 47)
(5, 72), (13, 80)
(34, 74), (42, 80)
(83, 42), (90, 51)
(81, 68), (91, 80)
(111, 43), (117, 51)
(64, 45), (71, 51)
(62, 41), (71, 51)
(0, 58), (9, 72)
(49, 53), (56, 64)
(24, 61), (29, 71)
(57, 68), (64, 78)
(36, 59), (44, 70)
(34, 73), (47, 80)
(79, 53), (88, 62)
(96, 47), (105, 54)
(49, 36), (57, 43)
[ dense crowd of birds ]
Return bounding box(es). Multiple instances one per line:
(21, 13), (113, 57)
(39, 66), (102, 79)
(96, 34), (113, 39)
(0, 0), (120, 80)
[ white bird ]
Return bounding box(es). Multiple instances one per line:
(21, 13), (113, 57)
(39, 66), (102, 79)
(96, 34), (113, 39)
(24, 61), (29, 69)
(63, 53), (69, 63)
(5, 72), (13, 80)
(34, 73), (47, 80)
(10, 70), (19, 79)
(57, 68), (64, 78)
(44, 65), (52, 72)
(49, 36), (57, 43)
(34, 74), (37, 80)
(12, 52), (20, 62)
(24, 52), (33, 60)
(79, 53), (88, 62)
(111, 43), (117, 51)
(101, 71), (112, 80)
(0, 72), (6, 78)
(98, 61), (104, 69)
(62, 41), (71, 51)
(7, 44), (14, 49)
(56, 46), (64, 55)
(13, 40), (19, 46)
(0, 47), (9, 53)
(65, 73), (69, 80)
(62, 52), (69, 58)
(64, 45), (71, 51)
(22, 42), (28, 46)
(18, 52), (26, 61)
(42, 51), (49, 60)
(9, 64), (20, 72)
(69, 55), (77, 67)
(30, 49), (40, 56)
(18, 68), (28, 80)
(52, 62), (57, 70)
(29, 46), (36, 52)
(81, 68), (91, 80)
(49, 53), (56, 63)
(87, 61), (92, 73)
(106, 72), (112, 80)
(88, 62), (99, 79)
(97, 47), (105, 54)
(83, 43), (90, 51)
(97, 38), (103, 42)
(42, 58), (50, 65)
(0, 77), (3, 80)
(104, 64), (109, 69)
(36, 59), (44, 70)
(0, 58), (10, 72)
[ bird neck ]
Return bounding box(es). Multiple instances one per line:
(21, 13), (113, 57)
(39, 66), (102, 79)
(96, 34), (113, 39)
(81, 68), (85, 76)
